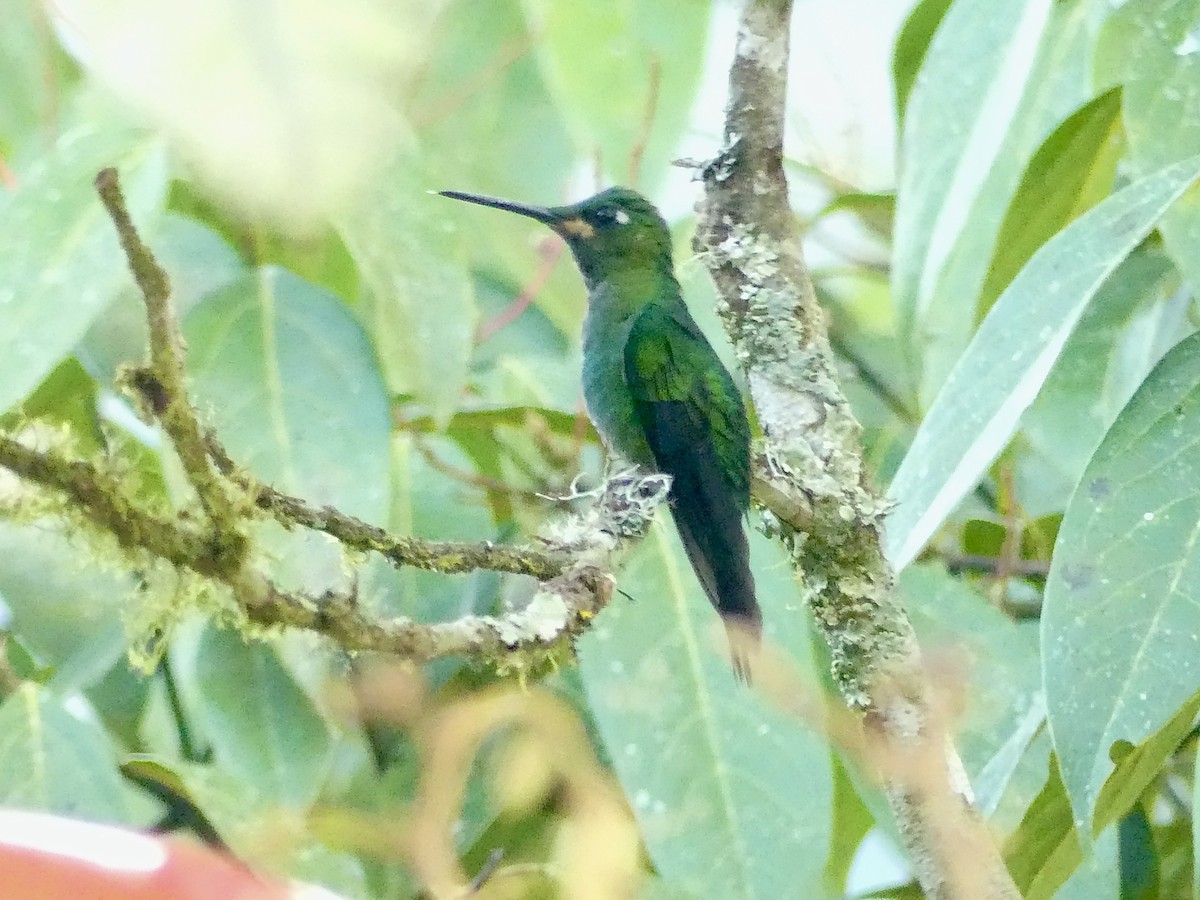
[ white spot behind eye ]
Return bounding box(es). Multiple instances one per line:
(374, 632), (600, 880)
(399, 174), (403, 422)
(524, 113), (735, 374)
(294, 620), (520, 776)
(615, 209), (631, 225)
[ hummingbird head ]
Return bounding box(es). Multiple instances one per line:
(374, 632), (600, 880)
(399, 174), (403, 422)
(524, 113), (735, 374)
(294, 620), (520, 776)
(439, 186), (674, 287)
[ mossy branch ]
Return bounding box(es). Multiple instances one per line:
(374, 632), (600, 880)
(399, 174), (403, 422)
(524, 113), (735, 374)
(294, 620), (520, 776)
(0, 170), (667, 667)
(692, 1), (1021, 898)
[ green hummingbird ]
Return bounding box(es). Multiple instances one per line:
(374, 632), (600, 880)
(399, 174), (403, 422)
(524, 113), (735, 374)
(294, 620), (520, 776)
(440, 186), (760, 680)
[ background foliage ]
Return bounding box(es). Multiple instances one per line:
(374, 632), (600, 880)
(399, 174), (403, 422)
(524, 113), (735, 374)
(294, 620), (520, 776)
(4, 0), (1200, 897)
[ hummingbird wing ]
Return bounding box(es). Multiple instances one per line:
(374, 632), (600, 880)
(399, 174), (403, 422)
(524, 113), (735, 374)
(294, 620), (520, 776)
(623, 304), (760, 679)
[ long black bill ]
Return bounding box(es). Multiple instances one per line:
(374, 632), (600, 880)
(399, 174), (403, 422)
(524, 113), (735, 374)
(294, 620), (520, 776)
(438, 190), (559, 225)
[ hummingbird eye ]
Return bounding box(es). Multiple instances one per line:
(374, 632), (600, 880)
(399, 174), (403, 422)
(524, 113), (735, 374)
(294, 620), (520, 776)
(594, 206), (631, 227)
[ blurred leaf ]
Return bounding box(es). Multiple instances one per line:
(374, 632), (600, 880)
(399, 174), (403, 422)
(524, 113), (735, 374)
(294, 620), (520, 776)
(578, 524), (832, 899)
(340, 159), (477, 428)
(979, 87), (1124, 313)
(56, 0), (413, 224)
(898, 565), (1044, 820)
(522, 0), (710, 187)
(891, 0), (955, 121)
(0, 522), (134, 683)
(1117, 805), (1158, 899)
(823, 758), (875, 895)
(1057, 825), (1119, 900)
(410, 0), (575, 202)
(183, 623), (333, 808)
(0, 123), (167, 414)
(363, 433), (495, 625)
(185, 265), (391, 522)
(0, 0), (76, 154)
(816, 191), (895, 243)
(1044, 326), (1200, 831)
(894, 0), (1105, 405)
(1101, 0), (1200, 298)
(10, 356), (102, 453)
(0, 683), (128, 821)
(885, 154), (1200, 571)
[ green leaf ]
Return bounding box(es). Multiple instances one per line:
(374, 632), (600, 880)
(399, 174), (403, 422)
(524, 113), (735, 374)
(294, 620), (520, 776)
(340, 158), (477, 428)
(521, 0), (710, 186)
(885, 154), (1200, 571)
(578, 524), (832, 899)
(185, 266), (391, 522)
(893, 0), (1103, 404)
(1004, 754), (1082, 898)
(979, 87), (1124, 313)
(0, 683), (128, 822)
(1022, 247), (1179, 513)
(1044, 326), (1200, 830)
(1101, 0), (1200, 298)
(182, 623), (333, 808)
(891, 0), (955, 122)
(0, 124), (167, 414)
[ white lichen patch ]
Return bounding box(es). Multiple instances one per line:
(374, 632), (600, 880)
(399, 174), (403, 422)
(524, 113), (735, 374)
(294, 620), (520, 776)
(737, 6), (788, 74)
(496, 589), (571, 644)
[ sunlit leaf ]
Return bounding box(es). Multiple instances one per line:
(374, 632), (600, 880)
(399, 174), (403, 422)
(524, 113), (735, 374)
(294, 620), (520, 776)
(886, 155), (1200, 571)
(1044, 327), (1200, 830)
(579, 524), (832, 899)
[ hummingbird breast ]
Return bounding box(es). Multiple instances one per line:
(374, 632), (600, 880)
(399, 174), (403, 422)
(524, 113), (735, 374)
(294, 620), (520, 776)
(580, 288), (655, 467)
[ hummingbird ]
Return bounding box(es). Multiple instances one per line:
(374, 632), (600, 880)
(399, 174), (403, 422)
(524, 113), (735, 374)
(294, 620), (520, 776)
(440, 186), (760, 680)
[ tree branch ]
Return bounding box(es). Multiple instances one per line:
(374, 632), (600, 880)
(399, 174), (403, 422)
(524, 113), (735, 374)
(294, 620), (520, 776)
(693, 2), (1020, 897)
(0, 168), (671, 670)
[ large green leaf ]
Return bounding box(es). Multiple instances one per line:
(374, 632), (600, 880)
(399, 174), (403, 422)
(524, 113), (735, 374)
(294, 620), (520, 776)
(891, 0), (955, 122)
(885, 155), (1200, 571)
(185, 266), (391, 523)
(1044, 328), (1200, 831)
(0, 0), (77, 153)
(1100, 0), (1200, 298)
(578, 524), (832, 899)
(0, 683), (128, 822)
(0, 124), (167, 414)
(175, 622), (334, 809)
(521, 0), (710, 187)
(340, 158), (477, 428)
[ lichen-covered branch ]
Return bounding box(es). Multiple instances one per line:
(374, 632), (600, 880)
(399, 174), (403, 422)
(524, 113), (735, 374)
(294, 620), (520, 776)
(0, 169), (670, 670)
(693, 1), (1020, 897)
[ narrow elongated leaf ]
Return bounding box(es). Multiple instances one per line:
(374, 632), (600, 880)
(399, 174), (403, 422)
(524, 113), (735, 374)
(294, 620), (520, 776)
(886, 155), (1200, 571)
(978, 88), (1124, 313)
(1044, 328), (1200, 830)
(1101, 0), (1200, 297)
(891, 0), (955, 122)
(0, 684), (128, 822)
(0, 124), (167, 413)
(185, 266), (391, 522)
(578, 524), (832, 899)
(186, 623), (333, 808)
(892, 0), (1053, 369)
